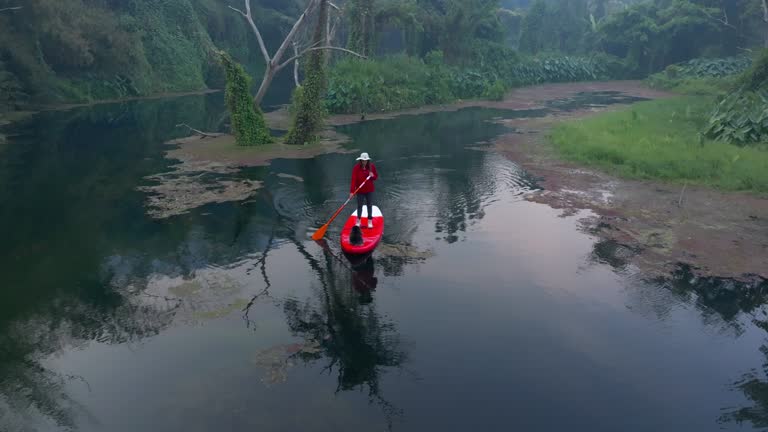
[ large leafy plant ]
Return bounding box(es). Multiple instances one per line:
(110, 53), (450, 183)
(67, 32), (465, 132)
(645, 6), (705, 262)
(665, 56), (753, 79)
(705, 90), (768, 145)
(704, 50), (768, 146)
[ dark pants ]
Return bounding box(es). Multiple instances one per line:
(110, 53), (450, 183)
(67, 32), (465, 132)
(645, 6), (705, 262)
(356, 192), (374, 220)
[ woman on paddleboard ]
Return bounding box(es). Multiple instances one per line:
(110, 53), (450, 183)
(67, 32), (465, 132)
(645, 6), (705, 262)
(349, 152), (378, 228)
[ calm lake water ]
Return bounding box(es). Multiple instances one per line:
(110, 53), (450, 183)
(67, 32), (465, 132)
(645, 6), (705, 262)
(2, 92), (768, 432)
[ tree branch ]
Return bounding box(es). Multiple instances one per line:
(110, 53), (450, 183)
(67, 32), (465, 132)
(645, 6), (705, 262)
(701, 7), (736, 29)
(277, 46), (366, 71)
(0, 6), (21, 12)
(293, 42), (301, 87)
(176, 123), (224, 139)
(271, 0), (321, 68)
(329, 3), (346, 46)
(229, 1), (271, 63)
(227, 5), (245, 15)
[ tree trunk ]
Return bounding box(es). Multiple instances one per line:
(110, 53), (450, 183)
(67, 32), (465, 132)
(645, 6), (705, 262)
(763, 0), (768, 48)
(285, 0), (330, 145)
(255, 64), (277, 106)
(348, 0), (374, 56)
(293, 42), (301, 87)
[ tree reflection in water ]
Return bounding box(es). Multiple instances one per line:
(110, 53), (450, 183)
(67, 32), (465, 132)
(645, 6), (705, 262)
(0, 289), (180, 430)
(592, 237), (768, 430)
(273, 238), (407, 428)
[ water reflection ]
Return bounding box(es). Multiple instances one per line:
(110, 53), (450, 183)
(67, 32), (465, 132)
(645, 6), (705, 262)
(350, 256), (379, 305)
(4, 90), (759, 431)
(266, 239), (406, 427)
(720, 346), (768, 429)
(591, 237), (768, 429)
(0, 287), (179, 430)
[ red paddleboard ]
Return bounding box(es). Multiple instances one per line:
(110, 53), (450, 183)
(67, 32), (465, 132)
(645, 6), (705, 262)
(340, 206), (384, 255)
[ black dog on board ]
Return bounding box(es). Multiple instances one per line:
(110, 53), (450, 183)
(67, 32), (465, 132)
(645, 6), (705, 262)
(349, 225), (364, 246)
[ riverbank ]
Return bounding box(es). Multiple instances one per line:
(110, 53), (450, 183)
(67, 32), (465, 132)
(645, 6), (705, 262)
(494, 107), (768, 282)
(550, 97), (768, 193)
(120, 80), (768, 280)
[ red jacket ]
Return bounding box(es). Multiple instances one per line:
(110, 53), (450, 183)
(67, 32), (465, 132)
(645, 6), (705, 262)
(350, 162), (378, 194)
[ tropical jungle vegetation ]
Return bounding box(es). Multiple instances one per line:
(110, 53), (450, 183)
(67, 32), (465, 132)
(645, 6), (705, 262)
(0, 0), (766, 147)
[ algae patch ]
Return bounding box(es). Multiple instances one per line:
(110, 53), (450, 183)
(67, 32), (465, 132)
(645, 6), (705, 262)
(377, 243), (435, 260)
(138, 130), (350, 219)
(138, 159), (263, 219)
(252, 340), (323, 386)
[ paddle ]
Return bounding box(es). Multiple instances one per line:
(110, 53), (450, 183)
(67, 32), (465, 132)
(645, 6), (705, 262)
(312, 175), (372, 241)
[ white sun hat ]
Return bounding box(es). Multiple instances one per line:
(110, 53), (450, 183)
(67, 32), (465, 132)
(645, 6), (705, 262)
(356, 152), (371, 161)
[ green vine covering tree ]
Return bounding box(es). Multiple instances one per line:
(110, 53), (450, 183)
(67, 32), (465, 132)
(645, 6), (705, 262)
(348, 0), (376, 57)
(285, 0), (330, 145)
(218, 51), (272, 146)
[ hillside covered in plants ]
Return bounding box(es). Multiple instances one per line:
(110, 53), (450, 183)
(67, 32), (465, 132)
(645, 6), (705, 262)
(3, 0), (766, 114)
(0, 0), (306, 109)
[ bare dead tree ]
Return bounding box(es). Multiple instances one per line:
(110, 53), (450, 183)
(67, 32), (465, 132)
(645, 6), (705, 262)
(228, 0), (365, 106)
(0, 6), (21, 12)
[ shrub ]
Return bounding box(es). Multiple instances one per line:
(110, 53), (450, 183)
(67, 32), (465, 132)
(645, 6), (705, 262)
(483, 80), (507, 101)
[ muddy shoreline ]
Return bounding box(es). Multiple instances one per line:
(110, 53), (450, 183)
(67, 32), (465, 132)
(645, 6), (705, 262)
(489, 86), (768, 282)
(155, 80), (768, 281)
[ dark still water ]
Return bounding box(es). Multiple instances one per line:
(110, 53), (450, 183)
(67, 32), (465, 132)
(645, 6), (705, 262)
(1, 93), (767, 432)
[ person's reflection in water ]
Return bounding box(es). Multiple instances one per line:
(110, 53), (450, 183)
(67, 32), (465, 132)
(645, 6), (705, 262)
(351, 255), (378, 305)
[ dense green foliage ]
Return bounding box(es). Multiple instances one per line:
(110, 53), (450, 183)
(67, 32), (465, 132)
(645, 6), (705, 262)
(551, 97), (768, 193)
(285, 0), (329, 145)
(219, 52), (272, 146)
(647, 56), (751, 94)
(348, 0), (376, 56)
(513, 0), (766, 77)
(326, 51), (621, 114)
(0, 0), (304, 107)
(598, 1), (721, 75)
(739, 48), (768, 91)
(519, 0), (590, 54)
(704, 50), (768, 145)
(705, 90), (768, 145)
(666, 56), (754, 79)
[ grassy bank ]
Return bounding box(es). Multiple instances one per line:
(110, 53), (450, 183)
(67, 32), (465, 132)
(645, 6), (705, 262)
(550, 97), (768, 193)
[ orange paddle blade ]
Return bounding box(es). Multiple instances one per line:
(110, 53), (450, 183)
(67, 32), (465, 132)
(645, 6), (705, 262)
(312, 223), (330, 241)
(311, 177), (369, 241)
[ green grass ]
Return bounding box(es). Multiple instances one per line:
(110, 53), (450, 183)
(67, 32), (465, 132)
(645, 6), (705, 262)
(646, 75), (736, 95)
(550, 97), (768, 193)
